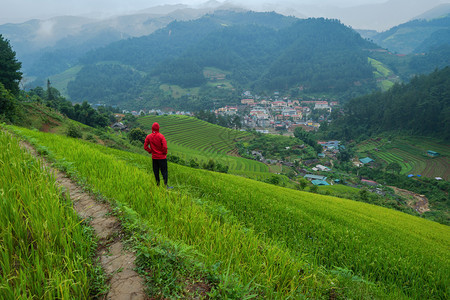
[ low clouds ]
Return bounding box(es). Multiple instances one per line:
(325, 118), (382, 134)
(0, 0), (387, 24)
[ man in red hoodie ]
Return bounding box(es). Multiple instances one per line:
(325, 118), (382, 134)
(144, 122), (169, 187)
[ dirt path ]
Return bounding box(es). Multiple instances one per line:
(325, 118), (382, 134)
(20, 141), (147, 300)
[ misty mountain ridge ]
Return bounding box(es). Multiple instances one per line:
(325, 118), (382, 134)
(62, 12), (380, 109)
(1, 0), (448, 78)
(369, 14), (450, 54)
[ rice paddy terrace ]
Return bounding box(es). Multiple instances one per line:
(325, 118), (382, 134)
(357, 136), (450, 180)
(138, 115), (269, 175)
(4, 125), (449, 299)
(139, 115), (248, 155)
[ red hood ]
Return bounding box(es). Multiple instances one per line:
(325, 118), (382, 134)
(152, 122), (160, 133)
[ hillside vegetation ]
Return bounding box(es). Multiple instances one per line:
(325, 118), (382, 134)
(0, 130), (97, 298)
(371, 15), (450, 54)
(325, 67), (450, 141)
(64, 12), (378, 109)
(6, 124), (449, 299)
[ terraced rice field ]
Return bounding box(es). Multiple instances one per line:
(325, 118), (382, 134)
(139, 115), (249, 155)
(357, 136), (450, 180)
(138, 115), (269, 174)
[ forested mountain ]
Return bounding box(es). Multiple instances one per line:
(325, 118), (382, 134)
(0, 4), (224, 79)
(369, 14), (450, 54)
(324, 67), (450, 141)
(66, 11), (379, 109)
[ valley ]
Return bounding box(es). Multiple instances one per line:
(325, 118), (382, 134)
(1, 5), (449, 299)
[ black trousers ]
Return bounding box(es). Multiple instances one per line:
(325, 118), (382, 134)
(152, 159), (168, 186)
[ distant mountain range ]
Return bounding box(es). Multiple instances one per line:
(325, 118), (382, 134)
(1, 0), (448, 77)
(1, 3), (449, 110)
(63, 11), (379, 109)
(362, 13), (450, 54)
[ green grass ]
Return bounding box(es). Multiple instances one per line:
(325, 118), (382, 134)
(0, 130), (95, 298)
(49, 65), (83, 98)
(368, 57), (397, 91)
(369, 57), (392, 78)
(9, 125), (450, 299)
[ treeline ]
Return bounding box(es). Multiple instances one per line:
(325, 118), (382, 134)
(194, 110), (242, 129)
(25, 82), (119, 128)
(67, 64), (143, 107)
(238, 130), (319, 162)
(324, 67), (450, 141)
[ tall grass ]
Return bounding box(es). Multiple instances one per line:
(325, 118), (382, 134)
(0, 130), (94, 298)
(9, 126), (450, 299)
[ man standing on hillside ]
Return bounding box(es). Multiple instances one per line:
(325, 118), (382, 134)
(144, 122), (169, 187)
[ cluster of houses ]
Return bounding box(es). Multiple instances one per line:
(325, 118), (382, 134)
(215, 94), (339, 132)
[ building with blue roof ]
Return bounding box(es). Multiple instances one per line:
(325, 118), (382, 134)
(359, 157), (374, 164)
(311, 180), (330, 186)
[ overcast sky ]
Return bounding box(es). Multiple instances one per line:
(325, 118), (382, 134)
(0, 0), (394, 24)
(1, 0), (449, 28)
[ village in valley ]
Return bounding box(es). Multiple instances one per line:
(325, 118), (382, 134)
(115, 92), (378, 188)
(119, 89), (338, 135)
(216, 91), (338, 134)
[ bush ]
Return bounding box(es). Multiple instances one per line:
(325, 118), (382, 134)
(66, 123), (82, 138)
(128, 128), (147, 144)
(189, 159), (199, 168)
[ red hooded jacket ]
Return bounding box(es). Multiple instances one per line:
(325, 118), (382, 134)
(144, 122), (168, 159)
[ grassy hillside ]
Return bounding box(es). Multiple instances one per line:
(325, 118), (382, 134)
(368, 57), (398, 91)
(7, 124), (449, 299)
(138, 115), (270, 175)
(139, 115), (248, 154)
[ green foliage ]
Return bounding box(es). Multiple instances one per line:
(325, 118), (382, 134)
(195, 110), (242, 129)
(138, 115), (249, 155)
(128, 127), (147, 144)
(0, 34), (22, 95)
(153, 58), (206, 88)
(386, 162), (402, 174)
(66, 13), (378, 109)
(25, 84), (113, 128)
(66, 123), (83, 138)
(293, 127), (322, 154)
(328, 67), (450, 141)
(0, 82), (22, 124)
(371, 16), (450, 54)
(67, 63), (143, 106)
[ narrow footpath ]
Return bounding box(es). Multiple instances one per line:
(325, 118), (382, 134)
(20, 141), (147, 300)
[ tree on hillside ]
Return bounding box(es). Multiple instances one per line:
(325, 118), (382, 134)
(0, 83), (20, 122)
(386, 162), (402, 174)
(128, 128), (147, 144)
(0, 35), (22, 95)
(293, 127), (322, 153)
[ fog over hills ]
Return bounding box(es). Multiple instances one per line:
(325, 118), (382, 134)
(2, 0), (450, 30)
(1, 0), (449, 80)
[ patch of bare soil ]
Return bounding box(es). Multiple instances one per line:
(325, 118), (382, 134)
(20, 141), (147, 300)
(40, 123), (51, 132)
(389, 186), (430, 214)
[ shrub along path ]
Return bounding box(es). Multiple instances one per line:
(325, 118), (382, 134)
(19, 141), (146, 300)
